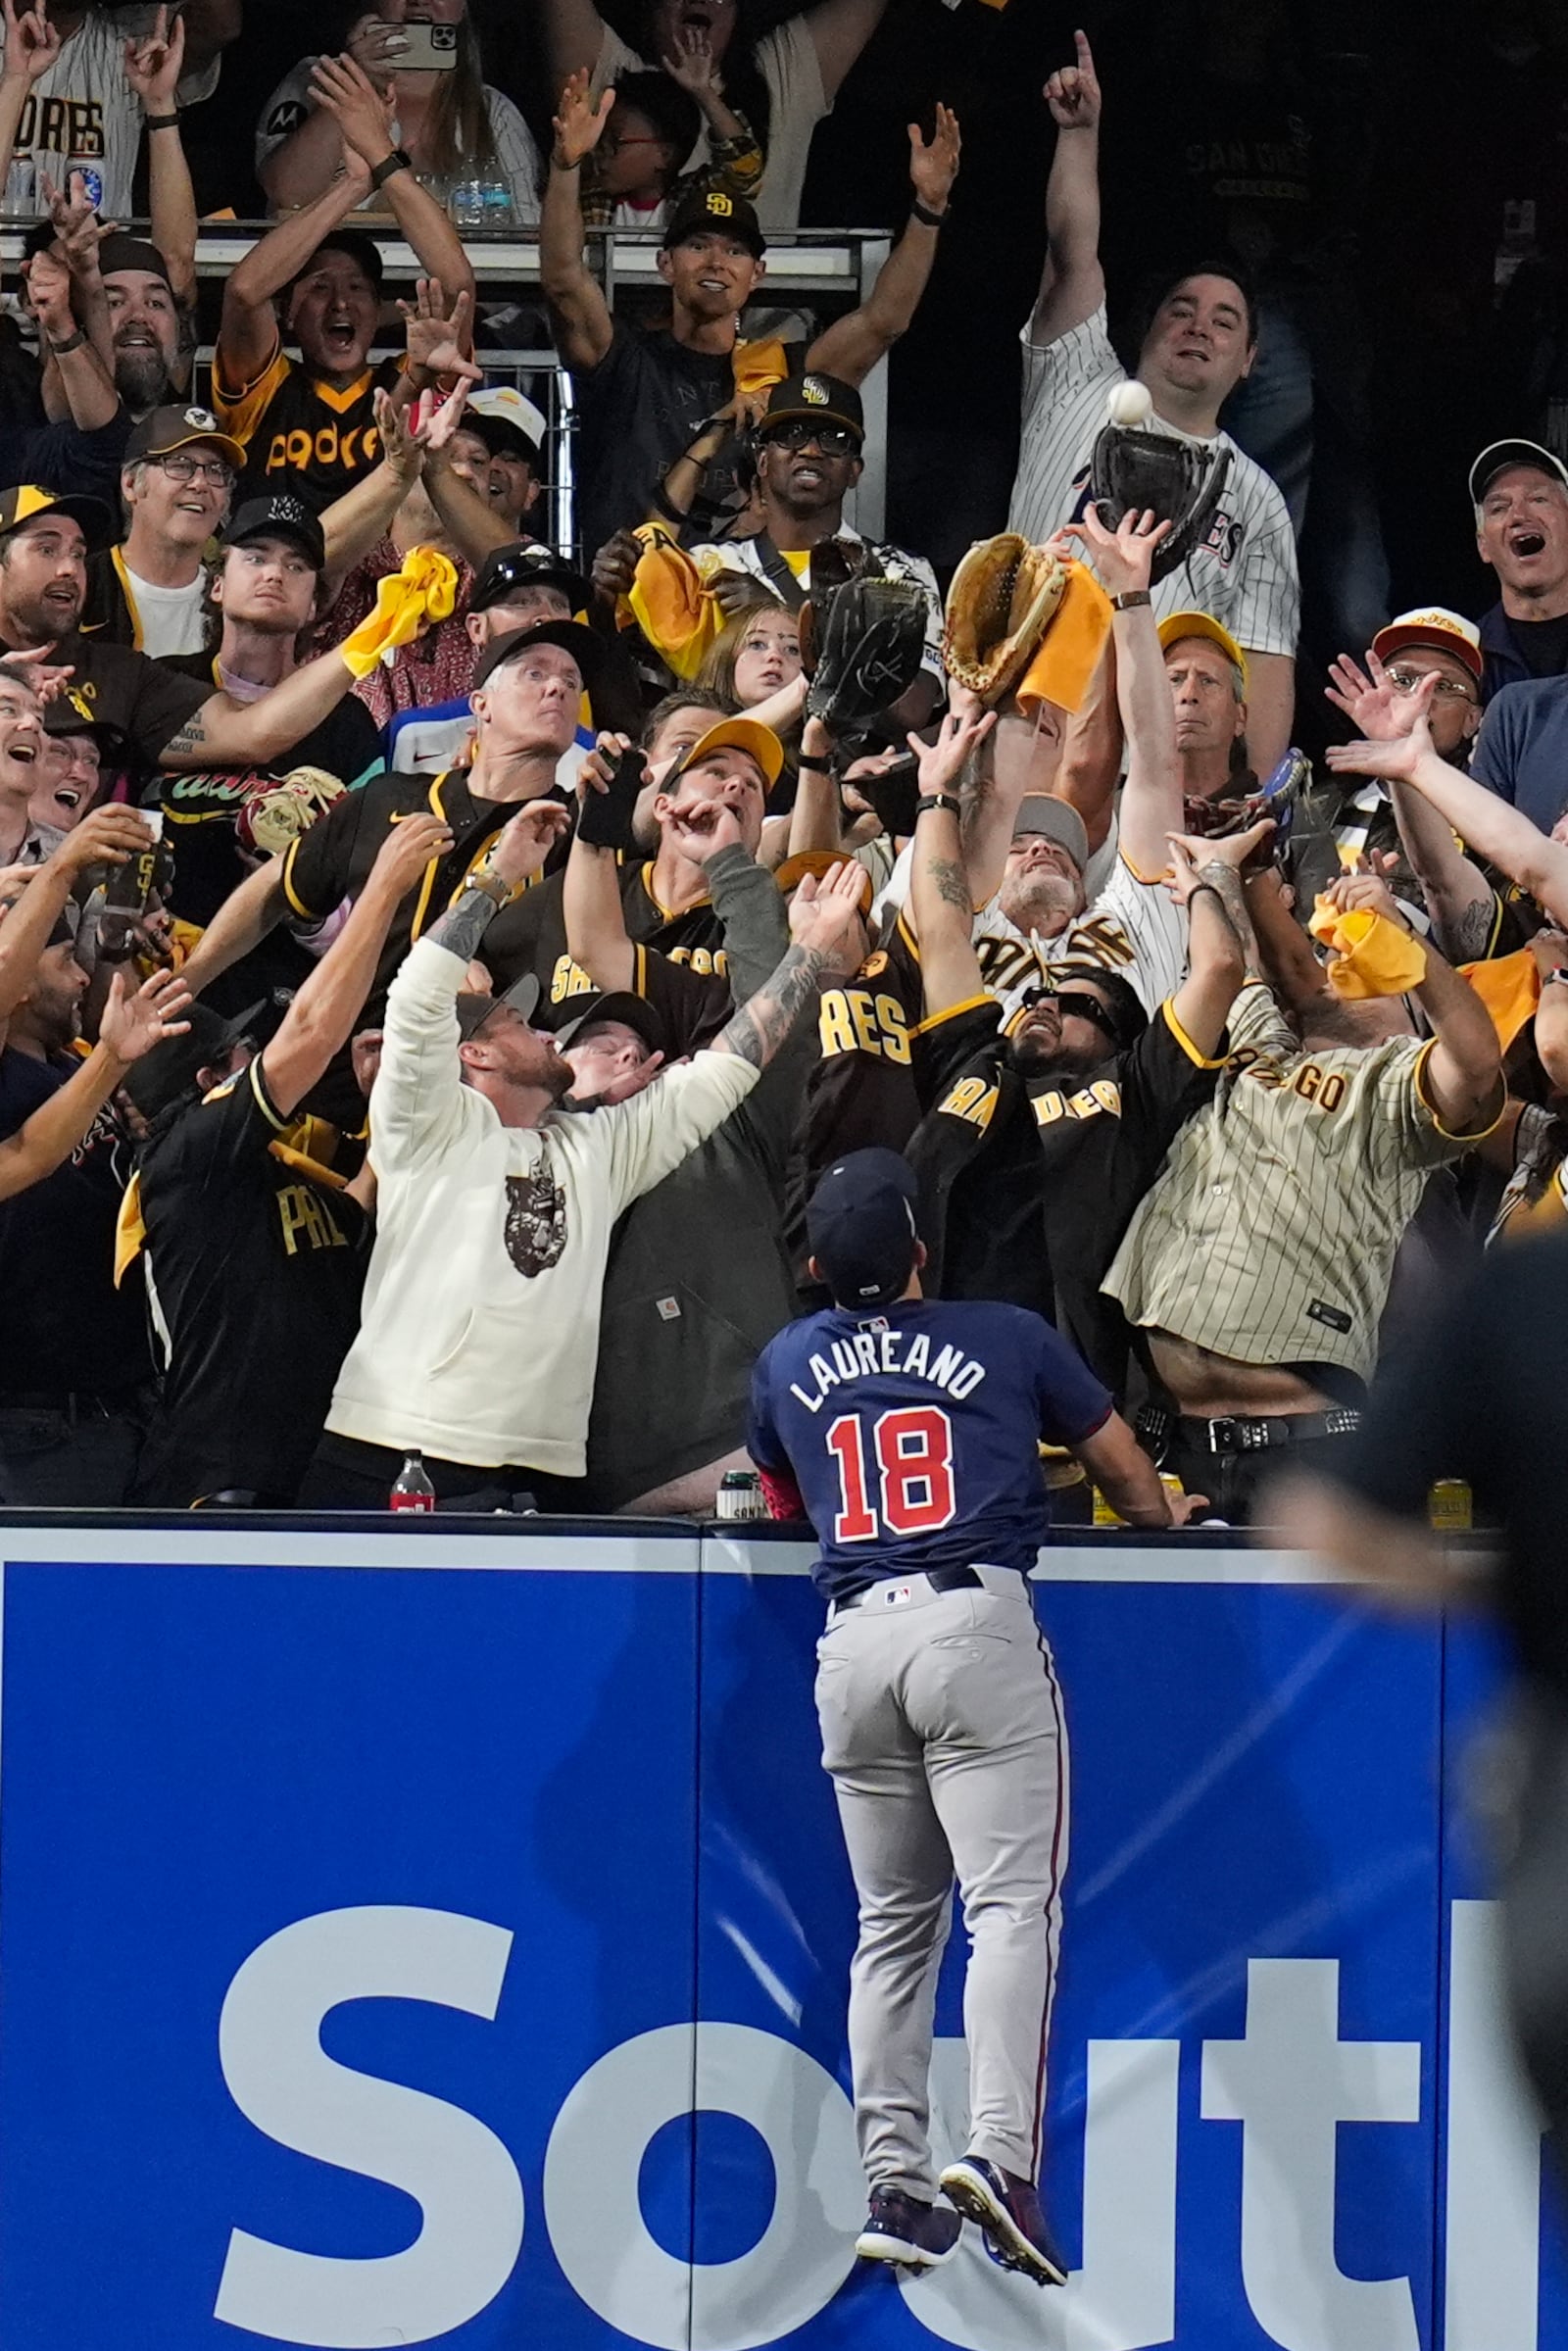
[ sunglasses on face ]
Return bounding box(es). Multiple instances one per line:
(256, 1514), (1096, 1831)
(760, 420), (859, 457)
(1021, 987), (1118, 1036)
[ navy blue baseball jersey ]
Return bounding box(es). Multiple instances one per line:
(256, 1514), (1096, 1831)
(748, 1298), (1114, 1598)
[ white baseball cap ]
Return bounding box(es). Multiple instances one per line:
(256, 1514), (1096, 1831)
(1468, 438), (1568, 506)
(467, 385), (547, 464)
(1370, 606), (1483, 683)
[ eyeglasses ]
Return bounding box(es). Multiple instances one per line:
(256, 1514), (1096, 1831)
(761, 420), (859, 457)
(155, 453), (235, 489)
(1021, 987), (1118, 1035)
(1384, 664), (1476, 701)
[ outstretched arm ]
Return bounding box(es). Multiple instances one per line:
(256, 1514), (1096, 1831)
(312, 54), (476, 314)
(803, 0), (888, 104)
(711, 860), (868, 1065)
(1060, 504), (1176, 874)
(808, 107), (959, 383)
(540, 0), (608, 87)
(1325, 681), (1568, 929)
(1320, 868), (1503, 1136)
(541, 72), (615, 373)
(1029, 29), (1105, 347)
(1163, 833), (1254, 1055)
(564, 734), (639, 995)
(0, 969), (190, 1202)
(0, 809), (155, 1025)
(219, 148), (372, 390)
(909, 704), (998, 1018)
(125, 9), (199, 307)
(0, 1), (59, 193)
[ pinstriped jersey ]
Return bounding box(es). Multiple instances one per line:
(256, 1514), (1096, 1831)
(1102, 981), (1480, 1381)
(1006, 304), (1299, 660)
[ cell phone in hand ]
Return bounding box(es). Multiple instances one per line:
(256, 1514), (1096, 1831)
(392, 21), (461, 71)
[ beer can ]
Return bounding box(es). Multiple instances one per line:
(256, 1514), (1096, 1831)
(1428, 1479), (1473, 1532)
(1092, 1488), (1123, 1527)
(70, 164), (104, 213)
(716, 1470), (764, 1523)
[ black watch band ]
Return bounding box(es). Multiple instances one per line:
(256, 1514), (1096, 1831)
(915, 792), (961, 819)
(911, 198), (948, 229)
(368, 147), (413, 192)
(144, 111), (181, 132)
(797, 753), (833, 774)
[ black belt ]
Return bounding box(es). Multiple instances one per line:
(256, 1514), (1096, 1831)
(1171, 1408), (1362, 1456)
(833, 1564), (983, 1611)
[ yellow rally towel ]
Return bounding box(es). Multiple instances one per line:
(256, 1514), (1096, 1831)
(1308, 899), (1429, 998)
(1012, 562), (1114, 721)
(734, 336), (789, 404)
(626, 524), (726, 678)
(1457, 946), (1541, 1053)
(339, 546), (459, 679)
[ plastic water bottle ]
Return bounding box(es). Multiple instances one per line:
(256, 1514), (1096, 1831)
(449, 180), (485, 230)
(481, 176), (514, 230)
(390, 1451), (436, 1512)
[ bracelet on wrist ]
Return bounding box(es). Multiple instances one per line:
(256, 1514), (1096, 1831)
(797, 752), (833, 775)
(1110, 589), (1152, 612)
(915, 792), (961, 819)
(47, 327), (87, 356)
(552, 150), (583, 171)
(910, 197), (948, 229)
(143, 111), (180, 131)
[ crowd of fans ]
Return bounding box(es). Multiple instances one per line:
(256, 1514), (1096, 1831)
(0, 4), (1563, 1523)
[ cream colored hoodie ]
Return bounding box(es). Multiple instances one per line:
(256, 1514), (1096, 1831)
(325, 937), (759, 1472)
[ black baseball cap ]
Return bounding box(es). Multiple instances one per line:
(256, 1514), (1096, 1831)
(470, 541), (587, 615)
(301, 228), (385, 296)
(758, 370), (864, 444)
(96, 231), (175, 290)
(807, 1147), (920, 1309)
(556, 990), (667, 1056)
(124, 404), (245, 470)
(455, 972), (542, 1042)
(662, 185), (765, 260)
(42, 693), (129, 758)
(470, 616), (605, 700)
(0, 484), (112, 552)
(121, 994), (289, 1122)
(226, 493), (327, 571)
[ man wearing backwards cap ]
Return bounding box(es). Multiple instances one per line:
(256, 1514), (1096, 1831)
(180, 618), (609, 1064)
(80, 406), (245, 659)
(545, 69), (960, 561)
(296, 793), (857, 1509)
(215, 52), (476, 512)
(1470, 439), (1568, 702)
(748, 1148), (1196, 2281)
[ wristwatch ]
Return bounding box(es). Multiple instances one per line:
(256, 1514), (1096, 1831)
(1546, 966), (1568, 989)
(915, 792), (962, 819)
(1110, 589), (1152, 612)
(368, 147), (414, 193)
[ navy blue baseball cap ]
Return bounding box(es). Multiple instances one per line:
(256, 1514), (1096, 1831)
(807, 1148), (920, 1308)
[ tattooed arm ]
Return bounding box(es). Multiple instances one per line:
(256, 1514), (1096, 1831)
(910, 706), (997, 1020)
(711, 858), (868, 1066)
(426, 803), (572, 966)
(1389, 778), (1499, 962)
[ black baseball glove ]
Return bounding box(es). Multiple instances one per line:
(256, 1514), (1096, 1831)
(1088, 422), (1233, 582)
(803, 573), (930, 732)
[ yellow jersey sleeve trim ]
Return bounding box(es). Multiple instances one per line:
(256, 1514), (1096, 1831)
(1161, 997), (1228, 1069)
(911, 990), (994, 1039)
(248, 1055), (288, 1133)
(279, 834), (318, 921)
(110, 546), (143, 654)
(633, 941), (649, 999)
(213, 339), (290, 443)
(1412, 1036), (1507, 1144)
(895, 906), (921, 962)
(1118, 846), (1167, 888)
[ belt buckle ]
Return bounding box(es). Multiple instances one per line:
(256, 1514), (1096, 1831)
(1208, 1416), (1239, 1454)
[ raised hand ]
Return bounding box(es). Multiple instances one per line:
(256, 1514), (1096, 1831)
(908, 101), (960, 213)
(590, 531), (640, 610)
(122, 3), (185, 114)
(99, 965), (193, 1064)
(1, 0), (61, 87)
(662, 23), (723, 98)
(22, 241), (74, 341)
(553, 67), (615, 169)
(398, 277), (480, 386)
(909, 704), (996, 802)
(787, 857), (869, 973)
(488, 800), (572, 885)
(1323, 674), (1440, 786)
(345, 8), (408, 89)
(668, 797), (745, 863)
(416, 377), (472, 457)
(1320, 866), (1412, 929)
(1045, 27), (1101, 131)
(1061, 504), (1170, 597)
(310, 51), (398, 171)
(1325, 648), (1430, 745)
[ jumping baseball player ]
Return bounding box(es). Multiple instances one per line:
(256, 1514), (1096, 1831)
(748, 1148), (1200, 2280)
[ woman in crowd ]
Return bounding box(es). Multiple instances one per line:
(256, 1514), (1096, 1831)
(697, 600), (806, 805)
(257, 0), (540, 222)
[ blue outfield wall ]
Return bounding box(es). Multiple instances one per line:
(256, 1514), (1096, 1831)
(0, 1516), (1557, 2351)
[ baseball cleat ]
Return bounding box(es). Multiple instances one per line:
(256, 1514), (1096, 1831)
(856, 2186), (963, 2268)
(938, 2154), (1068, 2285)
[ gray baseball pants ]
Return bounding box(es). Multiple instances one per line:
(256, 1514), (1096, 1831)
(814, 1565), (1069, 2197)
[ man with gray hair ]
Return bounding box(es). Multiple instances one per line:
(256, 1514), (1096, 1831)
(1159, 610), (1251, 826)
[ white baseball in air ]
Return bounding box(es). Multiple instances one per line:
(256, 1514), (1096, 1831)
(1106, 379), (1153, 427)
